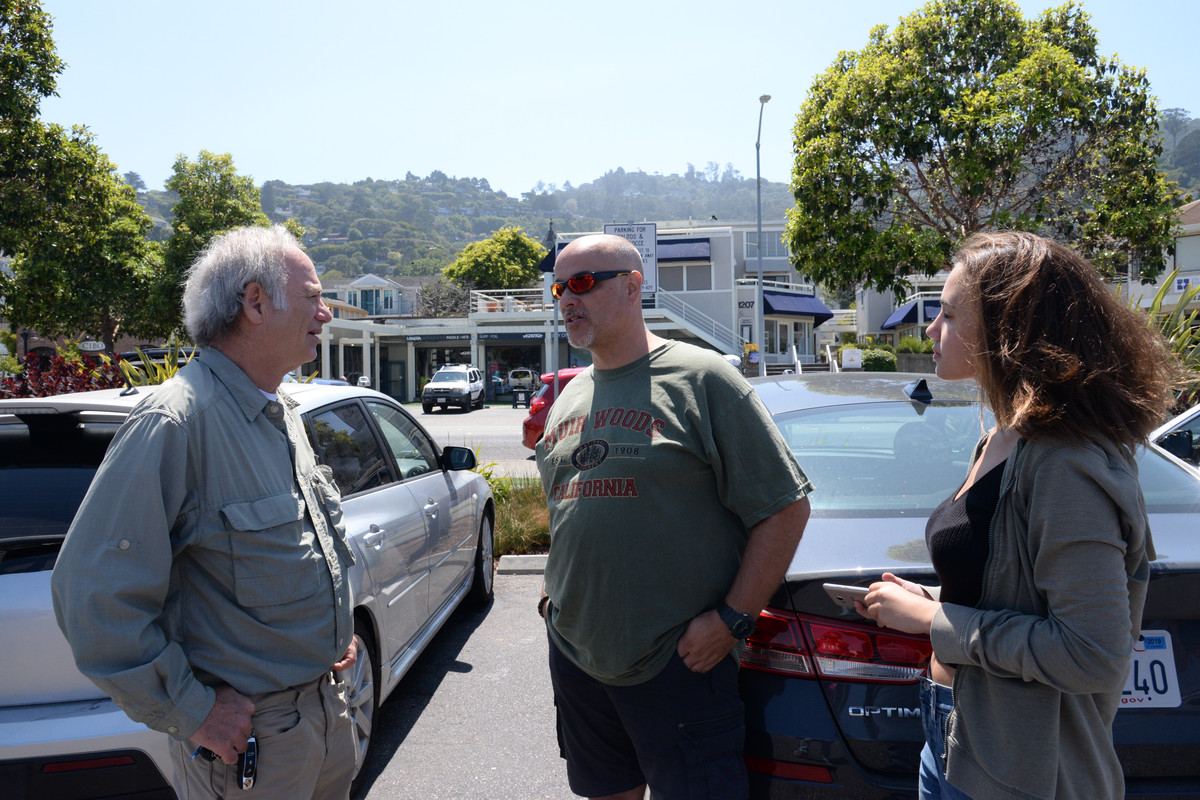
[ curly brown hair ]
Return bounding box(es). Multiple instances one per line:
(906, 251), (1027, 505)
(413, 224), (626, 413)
(952, 231), (1177, 449)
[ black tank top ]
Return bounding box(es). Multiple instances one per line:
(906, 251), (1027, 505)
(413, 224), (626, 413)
(925, 461), (1006, 607)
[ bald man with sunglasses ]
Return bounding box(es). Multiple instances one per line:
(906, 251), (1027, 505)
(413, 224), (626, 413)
(536, 234), (813, 800)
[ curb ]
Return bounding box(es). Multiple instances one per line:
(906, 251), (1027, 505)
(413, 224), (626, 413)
(497, 554), (547, 575)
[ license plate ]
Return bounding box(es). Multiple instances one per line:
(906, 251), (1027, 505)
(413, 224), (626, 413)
(437, 398), (447, 404)
(1120, 630), (1181, 710)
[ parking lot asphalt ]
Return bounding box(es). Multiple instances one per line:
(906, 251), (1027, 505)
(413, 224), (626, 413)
(355, 570), (574, 800)
(411, 401), (541, 480)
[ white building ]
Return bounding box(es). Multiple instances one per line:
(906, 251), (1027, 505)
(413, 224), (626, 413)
(313, 220), (834, 401)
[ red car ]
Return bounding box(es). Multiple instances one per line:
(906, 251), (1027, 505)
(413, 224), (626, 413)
(521, 367), (588, 450)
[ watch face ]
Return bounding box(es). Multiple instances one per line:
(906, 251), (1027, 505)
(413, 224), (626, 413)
(720, 604), (755, 639)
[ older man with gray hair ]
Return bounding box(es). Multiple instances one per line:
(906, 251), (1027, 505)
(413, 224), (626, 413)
(53, 225), (358, 799)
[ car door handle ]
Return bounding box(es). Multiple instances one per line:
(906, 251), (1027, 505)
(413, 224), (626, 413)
(362, 524), (385, 547)
(423, 500), (439, 519)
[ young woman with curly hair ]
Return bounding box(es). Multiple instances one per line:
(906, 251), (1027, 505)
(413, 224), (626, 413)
(859, 231), (1179, 800)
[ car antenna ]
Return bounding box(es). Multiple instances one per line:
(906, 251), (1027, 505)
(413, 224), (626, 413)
(904, 378), (932, 413)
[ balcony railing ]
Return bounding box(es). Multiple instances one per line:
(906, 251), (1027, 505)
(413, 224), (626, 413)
(471, 288), (550, 314)
(734, 277), (818, 295)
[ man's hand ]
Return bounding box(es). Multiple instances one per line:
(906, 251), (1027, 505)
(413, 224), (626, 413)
(332, 638), (358, 672)
(676, 609), (736, 674)
(189, 685), (255, 765)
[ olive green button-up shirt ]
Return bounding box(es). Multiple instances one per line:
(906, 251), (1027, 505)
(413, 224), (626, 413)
(52, 348), (354, 741)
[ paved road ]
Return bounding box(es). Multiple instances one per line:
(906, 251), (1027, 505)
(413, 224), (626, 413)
(415, 402), (542, 479)
(355, 571), (573, 800)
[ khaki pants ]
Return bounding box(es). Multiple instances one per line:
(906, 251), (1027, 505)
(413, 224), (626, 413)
(170, 672), (355, 800)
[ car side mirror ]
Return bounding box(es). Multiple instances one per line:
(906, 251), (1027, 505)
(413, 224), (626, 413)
(1157, 429), (1194, 463)
(441, 445), (477, 471)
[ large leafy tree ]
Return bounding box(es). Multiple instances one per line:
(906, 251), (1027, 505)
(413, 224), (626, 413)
(0, 127), (171, 351)
(1, 2), (172, 350)
(160, 151), (270, 330)
(1, 0), (66, 256)
(165, 151), (269, 275)
(786, 0), (1184, 294)
(442, 226), (544, 290)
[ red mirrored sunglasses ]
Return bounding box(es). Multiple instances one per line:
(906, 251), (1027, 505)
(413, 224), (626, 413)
(551, 270), (631, 300)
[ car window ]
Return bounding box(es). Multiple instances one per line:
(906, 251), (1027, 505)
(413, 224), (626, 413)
(1135, 446), (1200, 512)
(431, 371), (464, 384)
(772, 401), (988, 516)
(364, 401), (440, 480)
(1, 467), (96, 544)
(306, 402), (393, 495)
(774, 400), (1200, 517)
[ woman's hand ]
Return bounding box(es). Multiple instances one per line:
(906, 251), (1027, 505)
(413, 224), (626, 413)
(856, 572), (939, 635)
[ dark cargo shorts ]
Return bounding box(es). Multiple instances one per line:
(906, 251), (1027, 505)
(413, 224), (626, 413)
(548, 635), (747, 800)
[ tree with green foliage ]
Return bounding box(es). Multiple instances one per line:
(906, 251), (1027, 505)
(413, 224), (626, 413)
(419, 278), (472, 317)
(442, 226), (544, 290)
(1, 0), (66, 256)
(0, 127), (171, 352)
(123, 171), (146, 192)
(1174, 129), (1200, 187)
(1, 3), (173, 350)
(1161, 108), (1192, 153)
(160, 151), (270, 332)
(786, 0), (1185, 294)
(165, 151), (269, 274)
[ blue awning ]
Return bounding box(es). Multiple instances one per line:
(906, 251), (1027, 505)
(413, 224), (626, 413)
(881, 299), (941, 330)
(763, 291), (834, 327)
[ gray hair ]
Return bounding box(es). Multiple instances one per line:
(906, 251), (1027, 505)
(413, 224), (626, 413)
(183, 225), (301, 347)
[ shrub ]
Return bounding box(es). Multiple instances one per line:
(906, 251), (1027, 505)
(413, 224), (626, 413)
(862, 349), (898, 372)
(495, 478), (550, 555)
(471, 446), (513, 504)
(896, 335), (933, 354)
(105, 343), (195, 387)
(0, 354), (125, 398)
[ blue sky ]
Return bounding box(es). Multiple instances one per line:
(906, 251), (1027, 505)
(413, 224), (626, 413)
(37, 0), (1199, 198)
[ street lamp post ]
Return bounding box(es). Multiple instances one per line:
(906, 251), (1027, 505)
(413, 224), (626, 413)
(755, 94), (771, 377)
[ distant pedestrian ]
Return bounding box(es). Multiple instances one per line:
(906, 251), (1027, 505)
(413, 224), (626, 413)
(53, 225), (358, 800)
(536, 234), (813, 800)
(859, 232), (1179, 800)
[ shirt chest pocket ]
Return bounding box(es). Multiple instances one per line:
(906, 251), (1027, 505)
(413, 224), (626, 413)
(221, 493), (323, 607)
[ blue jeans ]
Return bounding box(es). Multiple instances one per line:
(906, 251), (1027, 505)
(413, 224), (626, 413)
(918, 678), (974, 800)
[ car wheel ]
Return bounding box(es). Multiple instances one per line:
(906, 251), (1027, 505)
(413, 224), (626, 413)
(347, 621), (379, 798)
(467, 515), (495, 607)
(422, 403), (432, 414)
(474, 391), (485, 409)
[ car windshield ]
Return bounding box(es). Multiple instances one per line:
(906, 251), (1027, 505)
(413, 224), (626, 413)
(774, 400), (1200, 517)
(431, 371), (466, 383)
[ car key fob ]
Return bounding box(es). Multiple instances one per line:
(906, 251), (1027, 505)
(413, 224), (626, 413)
(237, 736), (257, 790)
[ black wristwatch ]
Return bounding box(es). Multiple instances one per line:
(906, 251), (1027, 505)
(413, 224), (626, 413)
(717, 603), (756, 639)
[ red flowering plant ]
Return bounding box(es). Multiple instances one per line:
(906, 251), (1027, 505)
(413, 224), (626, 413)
(0, 354), (125, 399)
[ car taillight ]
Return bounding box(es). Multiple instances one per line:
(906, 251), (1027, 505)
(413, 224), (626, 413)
(529, 395), (547, 416)
(741, 609), (814, 676)
(742, 606), (931, 683)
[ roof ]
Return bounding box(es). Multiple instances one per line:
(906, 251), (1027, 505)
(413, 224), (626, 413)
(1180, 199), (1200, 228)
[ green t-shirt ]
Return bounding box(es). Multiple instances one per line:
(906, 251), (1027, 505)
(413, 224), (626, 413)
(536, 341), (813, 685)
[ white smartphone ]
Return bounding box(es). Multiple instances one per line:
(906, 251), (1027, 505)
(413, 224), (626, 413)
(822, 582), (870, 608)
